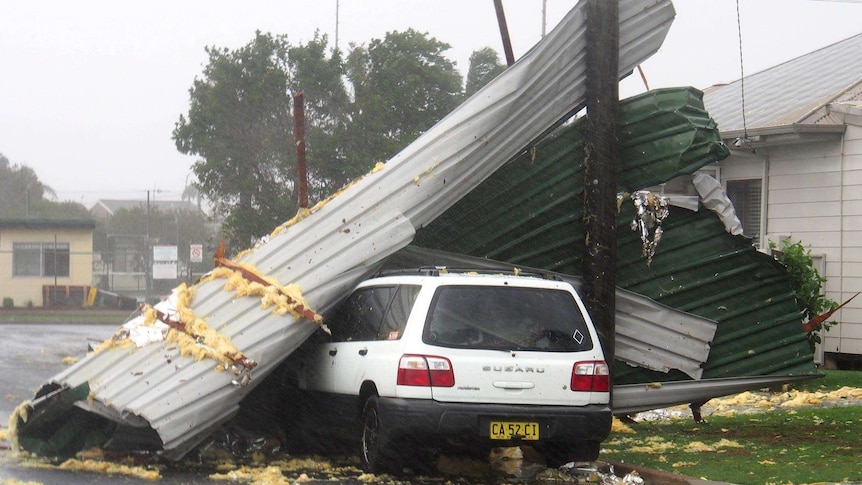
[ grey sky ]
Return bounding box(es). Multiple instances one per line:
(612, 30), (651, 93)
(1, 0), (860, 208)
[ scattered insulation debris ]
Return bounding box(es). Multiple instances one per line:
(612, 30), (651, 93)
(269, 161), (387, 240)
(88, 285), (257, 385)
(212, 241), (323, 325)
(628, 190), (669, 265)
(58, 457), (160, 481)
(85, 251), (326, 389)
(632, 386), (862, 422)
(7, 400), (29, 454)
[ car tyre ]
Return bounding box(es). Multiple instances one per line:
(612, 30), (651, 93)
(360, 396), (396, 473)
(542, 440), (601, 468)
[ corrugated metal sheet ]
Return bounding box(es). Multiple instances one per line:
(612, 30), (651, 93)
(414, 87), (730, 269)
(613, 374), (819, 416)
(704, 32), (862, 133)
(16, 0), (677, 460)
(414, 86), (818, 385)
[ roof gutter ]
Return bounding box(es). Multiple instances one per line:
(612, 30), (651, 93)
(721, 123), (845, 149)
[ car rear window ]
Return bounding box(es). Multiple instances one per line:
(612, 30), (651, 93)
(423, 285), (593, 352)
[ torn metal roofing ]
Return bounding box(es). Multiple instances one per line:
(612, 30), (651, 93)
(14, 0), (677, 460)
(612, 374), (819, 416)
(414, 86), (818, 385)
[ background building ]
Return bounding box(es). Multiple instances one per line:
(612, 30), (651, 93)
(703, 32), (862, 366)
(0, 218), (95, 307)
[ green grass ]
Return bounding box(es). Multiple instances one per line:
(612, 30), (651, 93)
(604, 370), (862, 485)
(792, 369), (862, 392)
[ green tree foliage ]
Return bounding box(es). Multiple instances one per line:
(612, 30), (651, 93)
(173, 32), (294, 252)
(286, 33), (351, 198)
(0, 153), (88, 219)
(465, 47), (506, 97)
(174, 29), (465, 254)
(345, 29), (463, 166)
(771, 239), (838, 348)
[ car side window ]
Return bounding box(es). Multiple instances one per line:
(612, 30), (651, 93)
(329, 286), (394, 342)
(327, 284), (421, 342)
(377, 284), (421, 340)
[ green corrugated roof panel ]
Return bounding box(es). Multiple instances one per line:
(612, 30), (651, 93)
(415, 86), (817, 383)
(414, 87), (731, 268)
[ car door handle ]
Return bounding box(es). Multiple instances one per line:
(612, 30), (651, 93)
(358, 348), (368, 356)
(328, 348), (338, 356)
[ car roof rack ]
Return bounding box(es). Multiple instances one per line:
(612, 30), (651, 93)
(376, 266), (563, 280)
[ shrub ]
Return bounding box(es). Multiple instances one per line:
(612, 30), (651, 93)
(2, 297), (13, 309)
(770, 239), (837, 348)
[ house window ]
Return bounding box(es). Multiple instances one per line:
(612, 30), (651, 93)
(725, 179), (762, 246)
(13, 242), (71, 277)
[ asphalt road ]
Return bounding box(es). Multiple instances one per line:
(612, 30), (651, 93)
(0, 322), (226, 484)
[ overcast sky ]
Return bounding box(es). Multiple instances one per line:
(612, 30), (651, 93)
(2, 0), (861, 208)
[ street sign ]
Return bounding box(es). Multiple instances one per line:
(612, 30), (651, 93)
(153, 245), (178, 262)
(190, 244), (203, 263)
(153, 262), (178, 279)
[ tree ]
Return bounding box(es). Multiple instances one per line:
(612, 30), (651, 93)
(174, 29), (465, 253)
(465, 47), (506, 97)
(344, 29), (463, 167)
(286, 32), (352, 197)
(0, 153), (86, 219)
(173, 32), (295, 253)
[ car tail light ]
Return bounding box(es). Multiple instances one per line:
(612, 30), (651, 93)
(397, 354), (455, 387)
(571, 360), (610, 392)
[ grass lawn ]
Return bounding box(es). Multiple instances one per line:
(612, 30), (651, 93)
(603, 370), (862, 485)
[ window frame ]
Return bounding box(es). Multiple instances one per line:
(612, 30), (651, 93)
(12, 241), (71, 277)
(724, 177), (765, 248)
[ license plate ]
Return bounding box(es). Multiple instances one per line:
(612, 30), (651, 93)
(489, 421), (540, 440)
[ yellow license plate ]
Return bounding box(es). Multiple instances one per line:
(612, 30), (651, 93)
(489, 421), (540, 440)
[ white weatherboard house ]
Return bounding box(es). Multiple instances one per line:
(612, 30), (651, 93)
(703, 32), (862, 366)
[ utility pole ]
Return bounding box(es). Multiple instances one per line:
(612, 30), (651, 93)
(583, 0), (619, 379)
(145, 190), (151, 304)
(493, 0), (515, 66)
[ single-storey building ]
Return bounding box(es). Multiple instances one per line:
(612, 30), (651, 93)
(703, 32), (862, 365)
(0, 218), (96, 307)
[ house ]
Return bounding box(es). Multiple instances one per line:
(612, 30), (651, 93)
(0, 218), (96, 307)
(703, 32), (862, 366)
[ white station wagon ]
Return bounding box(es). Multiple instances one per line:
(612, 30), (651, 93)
(287, 268), (612, 472)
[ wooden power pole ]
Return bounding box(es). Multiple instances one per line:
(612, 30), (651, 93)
(583, 0), (619, 375)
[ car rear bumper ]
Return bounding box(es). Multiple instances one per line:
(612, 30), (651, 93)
(377, 397), (612, 444)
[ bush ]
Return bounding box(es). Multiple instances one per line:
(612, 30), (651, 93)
(2, 297), (13, 309)
(770, 239), (837, 348)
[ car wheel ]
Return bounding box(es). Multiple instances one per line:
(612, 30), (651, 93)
(542, 440), (601, 468)
(360, 396), (395, 473)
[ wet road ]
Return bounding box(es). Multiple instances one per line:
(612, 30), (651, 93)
(0, 323), (228, 484)
(0, 322), (115, 421)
